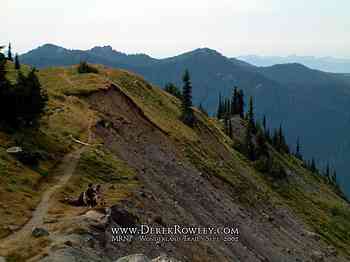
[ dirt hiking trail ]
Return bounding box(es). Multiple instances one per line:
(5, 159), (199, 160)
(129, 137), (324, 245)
(0, 118), (93, 250)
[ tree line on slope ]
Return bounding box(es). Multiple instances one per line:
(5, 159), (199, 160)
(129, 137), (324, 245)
(163, 71), (343, 195)
(217, 87), (343, 194)
(0, 43), (47, 128)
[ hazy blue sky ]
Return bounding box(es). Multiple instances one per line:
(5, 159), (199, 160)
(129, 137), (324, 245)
(2, 0), (349, 58)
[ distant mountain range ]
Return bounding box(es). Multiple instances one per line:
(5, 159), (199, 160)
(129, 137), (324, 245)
(20, 44), (350, 196)
(238, 55), (350, 73)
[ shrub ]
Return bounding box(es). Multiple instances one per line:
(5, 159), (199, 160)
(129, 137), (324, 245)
(164, 83), (182, 100)
(16, 151), (40, 167)
(254, 155), (272, 173)
(270, 160), (287, 180)
(77, 61), (99, 74)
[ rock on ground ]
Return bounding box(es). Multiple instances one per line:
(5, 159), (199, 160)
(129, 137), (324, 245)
(311, 251), (325, 262)
(32, 227), (49, 238)
(39, 247), (106, 262)
(116, 254), (151, 262)
(115, 254), (181, 262)
(152, 255), (181, 262)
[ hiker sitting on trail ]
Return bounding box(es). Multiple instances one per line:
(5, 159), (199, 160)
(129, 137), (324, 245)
(64, 190), (88, 206)
(86, 183), (97, 208)
(64, 183), (97, 207)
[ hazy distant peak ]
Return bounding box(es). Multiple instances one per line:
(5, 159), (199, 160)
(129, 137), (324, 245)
(239, 54), (350, 73)
(268, 62), (309, 70)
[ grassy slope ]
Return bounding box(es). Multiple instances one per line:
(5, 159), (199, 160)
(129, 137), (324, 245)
(0, 63), (349, 258)
(0, 63), (136, 240)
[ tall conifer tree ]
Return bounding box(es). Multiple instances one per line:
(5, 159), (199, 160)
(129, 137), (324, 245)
(7, 43), (13, 61)
(238, 90), (244, 118)
(181, 70), (194, 125)
(248, 96), (255, 131)
(311, 158), (317, 173)
(262, 115), (266, 131)
(325, 163), (330, 181)
(231, 87), (239, 115)
(217, 93), (223, 119)
(228, 119), (233, 138)
(295, 137), (302, 160)
(15, 53), (20, 69)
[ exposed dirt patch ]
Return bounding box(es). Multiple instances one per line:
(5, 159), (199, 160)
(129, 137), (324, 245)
(85, 86), (345, 262)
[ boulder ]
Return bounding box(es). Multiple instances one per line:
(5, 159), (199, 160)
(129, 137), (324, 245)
(116, 254), (151, 262)
(326, 246), (338, 257)
(310, 251), (324, 262)
(6, 146), (22, 153)
(304, 230), (321, 241)
(110, 206), (139, 227)
(32, 227), (49, 237)
(152, 255), (181, 262)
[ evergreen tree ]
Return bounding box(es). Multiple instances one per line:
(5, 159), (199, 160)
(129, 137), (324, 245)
(78, 61), (98, 74)
(181, 70), (194, 125)
(248, 96), (255, 132)
(0, 47), (47, 127)
(295, 137), (302, 160)
(11, 69), (48, 127)
(265, 128), (271, 143)
(325, 163), (330, 182)
(238, 89), (244, 118)
(7, 43), (13, 61)
(277, 124), (289, 153)
(15, 53), (20, 70)
(262, 115), (266, 131)
(224, 98), (229, 118)
(217, 93), (223, 119)
(164, 82), (182, 99)
(21, 69), (47, 125)
(228, 119), (233, 138)
(199, 103), (208, 116)
(0, 46), (12, 124)
(224, 118), (229, 135)
(331, 170), (337, 185)
(311, 158), (317, 173)
(0, 46), (6, 81)
(278, 125), (283, 145)
(255, 120), (262, 133)
(272, 129), (279, 148)
(231, 86), (239, 115)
